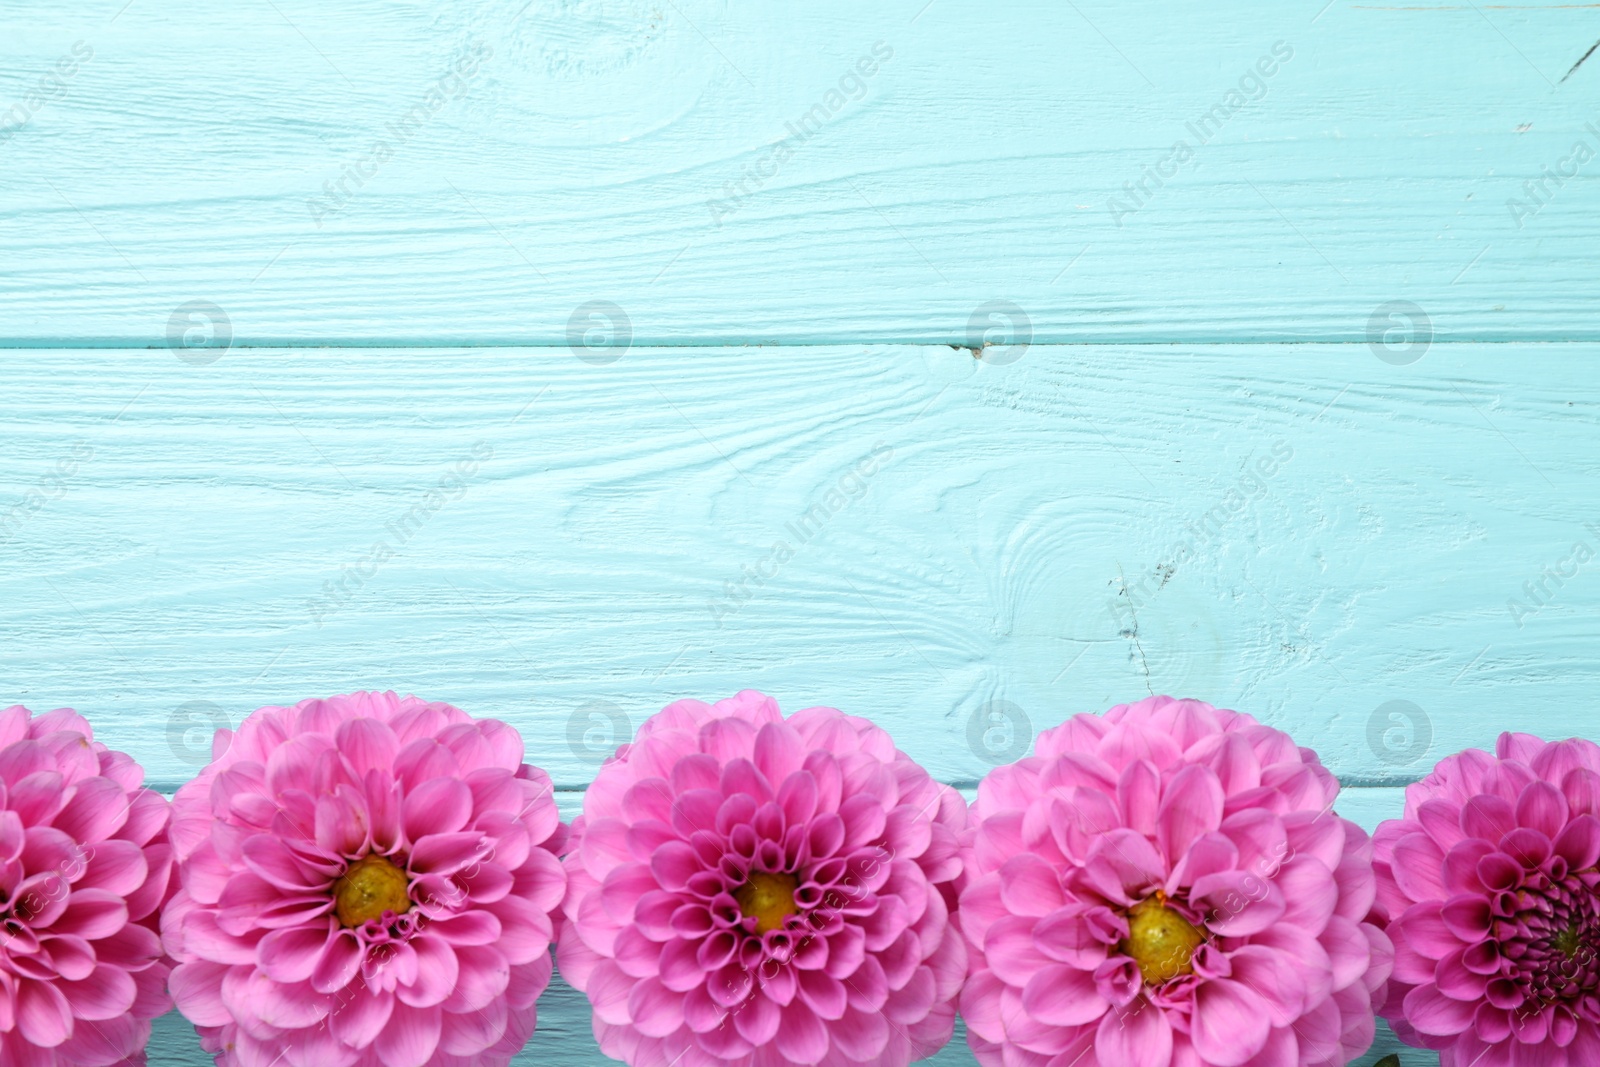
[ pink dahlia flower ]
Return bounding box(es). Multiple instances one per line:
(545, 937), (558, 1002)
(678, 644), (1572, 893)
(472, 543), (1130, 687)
(0, 705), (174, 1067)
(960, 695), (1392, 1067)
(1374, 731), (1600, 1067)
(162, 691), (568, 1067)
(557, 690), (968, 1067)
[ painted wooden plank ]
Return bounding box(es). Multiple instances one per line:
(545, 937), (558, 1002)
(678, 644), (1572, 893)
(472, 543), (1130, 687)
(4, 1), (1600, 345)
(2, 343), (1593, 791)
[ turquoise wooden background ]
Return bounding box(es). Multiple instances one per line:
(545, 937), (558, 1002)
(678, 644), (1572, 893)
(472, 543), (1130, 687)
(6, 1), (1600, 1063)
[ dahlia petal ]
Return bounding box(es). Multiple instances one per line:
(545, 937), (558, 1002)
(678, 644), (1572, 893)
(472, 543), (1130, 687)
(998, 853), (1067, 917)
(169, 961), (235, 1027)
(830, 1005), (890, 1061)
(670, 789), (722, 839)
(617, 979), (681, 1036)
(38, 934), (94, 985)
(241, 835), (326, 891)
(754, 722), (805, 786)
(408, 831), (490, 877)
(733, 986), (780, 1044)
(437, 995), (509, 1056)
(394, 740), (459, 791)
(1190, 871), (1286, 937)
(311, 928), (362, 993)
(259, 922), (335, 984)
(1319, 914), (1373, 991)
(16, 978), (74, 1048)
(777, 1000), (830, 1064)
(334, 716), (399, 779)
(78, 837), (149, 897)
(402, 777), (473, 841)
(778, 770), (820, 828)
(1032, 907), (1115, 969)
(52, 888), (129, 940)
(373, 1002), (440, 1067)
(1391, 832), (1448, 902)
(485, 893), (553, 965)
(1236, 1025), (1298, 1067)
(397, 933), (459, 1008)
(1096, 1000), (1173, 1067)
(1191, 979), (1271, 1066)
(1562, 768), (1600, 819)
(1404, 982), (1477, 1037)
(58, 963), (138, 1022)
(650, 842), (702, 892)
(1275, 856), (1338, 934)
(1157, 764), (1225, 863)
(1552, 813), (1600, 870)
(441, 943), (510, 1014)
(1516, 780), (1570, 839)
(54, 1011), (145, 1067)
(1500, 826), (1551, 868)
(1021, 964), (1109, 1027)
(797, 967), (848, 1021)
(1442, 837), (1496, 895)
(12, 770), (67, 826)
(984, 914), (1055, 987)
(1439, 893), (1492, 941)
(1435, 946), (1488, 1000)
(1168, 831), (1239, 892)
(1462, 794), (1517, 843)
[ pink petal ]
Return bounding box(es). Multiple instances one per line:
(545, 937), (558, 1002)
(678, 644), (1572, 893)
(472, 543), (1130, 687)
(168, 961), (234, 1027)
(1554, 814), (1600, 870)
(830, 1005), (890, 1061)
(50, 889), (128, 940)
(485, 894), (554, 965)
(650, 843), (702, 892)
(335, 716), (399, 777)
(259, 923), (336, 984)
(1020, 964), (1109, 1026)
(57, 964), (137, 1022)
(1461, 794), (1516, 843)
(53, 777), (131, 843)
(1189, 870), (1285, 936)
(1157, 764), (1225, 863)
(1390, 832), (1447, 902)
(776, 1000), (831, 1064)
(733, 989), (780, 1044)
(442, 944), (510, 1013)
(374, 1001), (439, 1066)
(397, 934), (458, 1008)
(1192, 979), (1271, 1065)
(997, 854), (1066, 917)
(311, 928), (362, 994)
(1515, 780), (1569, 838)
(75, 839), (147, 897)
(408, 831), (490, 877)
(402, 777), (472, 841)
(1403, 982), (1477, 1036)
(331, 998), (393, 1055)
(1396, 902), (1461, 960)
(628, 977), (685, 1038)
(753, 722), (804, 786)
(1096, 999), (1173, 1067)
(16, 978), (73, 1047)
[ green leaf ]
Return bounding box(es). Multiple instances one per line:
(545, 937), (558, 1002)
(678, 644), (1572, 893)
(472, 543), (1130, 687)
(1371, 1056), (1402, 1067)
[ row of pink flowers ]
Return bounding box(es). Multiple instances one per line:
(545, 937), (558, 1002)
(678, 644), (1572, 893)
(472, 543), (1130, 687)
(0, 692), (1592, 1067)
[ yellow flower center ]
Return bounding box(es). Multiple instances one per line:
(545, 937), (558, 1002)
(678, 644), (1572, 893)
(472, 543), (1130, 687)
(332, 854), (411, 927)
(733, 871), (800, 934)
(1119, 893), (1206, 986)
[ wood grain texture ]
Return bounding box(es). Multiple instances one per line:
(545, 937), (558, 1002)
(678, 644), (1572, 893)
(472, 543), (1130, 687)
(3, 343), (1592, 1065)
(4, 0), (1600, 345)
